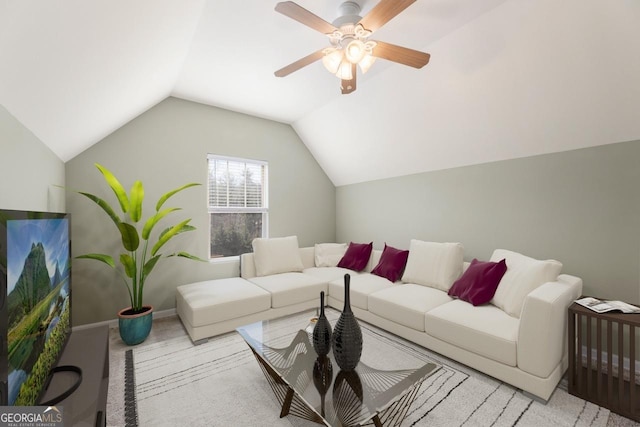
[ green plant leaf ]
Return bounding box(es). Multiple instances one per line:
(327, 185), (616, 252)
(151, 219), (191, 256)
(77, 253), (134, 307)
(142, 255), (161, 277)
(170, 251), (206, 262)
(158, 223), (196, 241)
(77, 192), (121, 228)
(129, 180), (144, 223)
(120, 253), (136, 279)
(118, 222), (140, 252)
(177, 224), (196, 234)
(96, 163), (130, 214)
(156, 183), (200, 211)
(76, 253), (115, 268)
(141, 208), (180, 240)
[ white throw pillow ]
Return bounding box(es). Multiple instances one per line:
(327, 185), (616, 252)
(314, 243), (347, 267)
(252, 236), (304, 277)
(401, 240), (464, 291)
(490, 249), (562, 318)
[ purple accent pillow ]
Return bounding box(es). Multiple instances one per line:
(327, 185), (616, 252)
(448, 258), (507, 306)
(337, 242), (373, 272)
(371, 244), (410, 282)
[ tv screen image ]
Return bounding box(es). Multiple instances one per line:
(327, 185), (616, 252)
(0, 210), (71, 406)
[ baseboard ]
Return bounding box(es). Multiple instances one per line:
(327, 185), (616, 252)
(72, 308), (177, 332)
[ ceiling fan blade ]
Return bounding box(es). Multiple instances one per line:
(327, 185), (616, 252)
(371, 40), (430, 68)
(275, 1), (337, 34)
(274, 49), (325, 77)
(340, 63), (357, 94)
(358, 0), (416, 33)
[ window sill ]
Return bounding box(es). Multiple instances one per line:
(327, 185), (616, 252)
(209, 256), (240, 265)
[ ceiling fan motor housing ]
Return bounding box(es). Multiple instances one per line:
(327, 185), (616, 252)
(332, 1), (363, 28)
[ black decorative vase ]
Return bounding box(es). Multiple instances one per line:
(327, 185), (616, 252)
(331, 274), (362, 371)
(312, 291), (332, 357)
(313, 356), (333, 417)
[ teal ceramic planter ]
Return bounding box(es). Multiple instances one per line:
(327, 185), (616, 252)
(118, 305), (153, 345)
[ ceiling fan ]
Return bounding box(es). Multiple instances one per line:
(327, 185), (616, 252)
(274, 0), (430, 94)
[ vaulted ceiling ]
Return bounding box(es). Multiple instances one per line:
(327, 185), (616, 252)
(1, 0), (639, 186)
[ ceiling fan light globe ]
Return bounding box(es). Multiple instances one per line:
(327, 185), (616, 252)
(358, 54), (376, 74)
(335, 59), (353, 80)
(322, 48), (344, 74)
(345, 39), (366, 64)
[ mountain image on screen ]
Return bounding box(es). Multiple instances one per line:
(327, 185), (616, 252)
(8, 243), (59, 327)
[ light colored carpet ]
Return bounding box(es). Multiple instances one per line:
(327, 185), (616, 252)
(104, 309), (638, 427)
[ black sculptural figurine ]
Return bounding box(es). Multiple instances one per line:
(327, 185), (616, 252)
(331, 274), (363, 371)
(312, 291), (332, 357)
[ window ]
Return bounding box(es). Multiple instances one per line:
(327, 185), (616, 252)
(208, 155), (268, 259)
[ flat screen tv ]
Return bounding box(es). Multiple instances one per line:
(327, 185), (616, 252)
(0, 209), (72, 406)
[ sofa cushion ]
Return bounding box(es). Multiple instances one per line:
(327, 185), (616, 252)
(338, 242), (373, 272)
(252, 236), (304, 277)
(401, 240), (464, 291)
(448, 258), (507, 306)
(176, 278), (271, 327)
(371, 244), (409, 283)
(303, 266), (354, 283)
(329, 273), (394, 310)
(248, 272), (327, 308)
(425, 300), (519, 366)
(490, 249), (562, 318)
(314, 243), (348, 267)
(369, 284), (453, 332)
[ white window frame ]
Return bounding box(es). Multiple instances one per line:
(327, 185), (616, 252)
(207, 154), (269, 261)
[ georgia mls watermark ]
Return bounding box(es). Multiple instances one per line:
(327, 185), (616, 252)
(0, 407), (63, 427)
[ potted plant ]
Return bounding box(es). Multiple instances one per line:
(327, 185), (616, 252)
(75, 163), (202, 345)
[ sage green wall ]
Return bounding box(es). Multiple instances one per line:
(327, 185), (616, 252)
(65, 97), (336, 325)
(337, 140), (640, 304)
(0, 105), (65, 212)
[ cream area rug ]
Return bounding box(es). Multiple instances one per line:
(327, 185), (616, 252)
(124, 309), (609, 427)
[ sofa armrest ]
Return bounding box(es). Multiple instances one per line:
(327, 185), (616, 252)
(517, 274), (583, 378)
(240, 252), (257, 278)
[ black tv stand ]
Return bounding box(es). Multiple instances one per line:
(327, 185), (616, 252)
(39, 325), (109, 426)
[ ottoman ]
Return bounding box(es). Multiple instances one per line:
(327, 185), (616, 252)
(176, 277), (271, 343)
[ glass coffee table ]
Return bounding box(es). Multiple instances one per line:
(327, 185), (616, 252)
(237, 316), (439, 427)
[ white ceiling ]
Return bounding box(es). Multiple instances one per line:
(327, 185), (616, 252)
(1, 0), (639, 186)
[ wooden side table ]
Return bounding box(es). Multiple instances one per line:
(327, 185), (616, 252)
(568, 301), (640, 421)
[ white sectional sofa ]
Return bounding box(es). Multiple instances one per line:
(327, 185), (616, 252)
(176, 236), (582, 401)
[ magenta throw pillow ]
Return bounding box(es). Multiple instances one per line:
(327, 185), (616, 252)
(337, 242), (373, 272)
(448, 258), (507, 306)
(371, 244), (410, 282)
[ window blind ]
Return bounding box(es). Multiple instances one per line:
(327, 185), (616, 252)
(208, 156), (267, 210)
